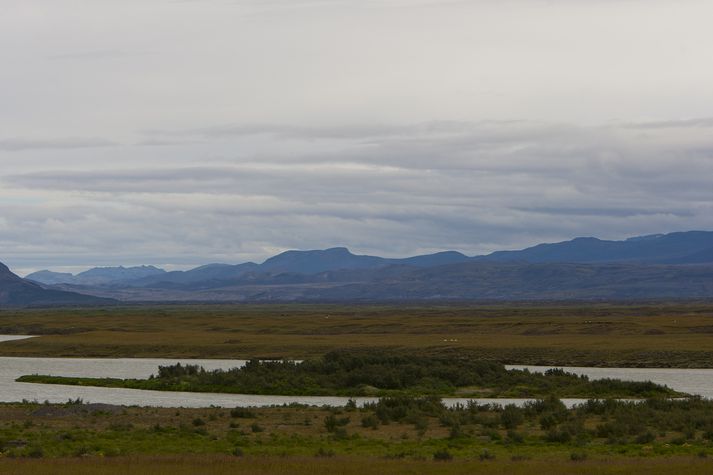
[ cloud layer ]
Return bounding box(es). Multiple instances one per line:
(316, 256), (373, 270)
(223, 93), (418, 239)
(1, 1), (713, 273)
(3, 119), (713, 273)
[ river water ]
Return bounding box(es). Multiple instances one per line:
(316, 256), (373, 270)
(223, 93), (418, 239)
(2, 336), (712, 408)
(506, 365), (713, 399)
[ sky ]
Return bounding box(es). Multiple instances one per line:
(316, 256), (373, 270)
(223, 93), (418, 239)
(2, 0), (713, 275)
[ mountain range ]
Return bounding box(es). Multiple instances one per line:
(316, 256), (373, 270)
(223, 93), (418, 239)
(0, 262), (113, 306)
(6, 230), (713, 305)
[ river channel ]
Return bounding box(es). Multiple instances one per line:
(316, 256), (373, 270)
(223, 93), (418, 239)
(2, 336), (711, 408)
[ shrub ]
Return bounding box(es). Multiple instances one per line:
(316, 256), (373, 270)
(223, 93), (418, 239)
(315, 447), (335, 457)
(635, 431), (656, 444)
(333, 427), (349, 440)
(230, 407), (256, 418)
(433, 449), (452, 461)
(479, 448), (496, 461)
(324, 415), (337, 432)
(506, 429), (524, 444)
(26, 446), (44, 458)
(545, 428), (572, 443)
(361, 414), (379, 429)
(449, 424), (463, 439)
(500, 405), (524, 430)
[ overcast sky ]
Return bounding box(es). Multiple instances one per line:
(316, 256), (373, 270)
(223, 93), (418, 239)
(2, 0), (713, 274)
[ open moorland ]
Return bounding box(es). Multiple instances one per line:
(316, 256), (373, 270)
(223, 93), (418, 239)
(2, 304), (713, 367)
(2, 397), (713, 474)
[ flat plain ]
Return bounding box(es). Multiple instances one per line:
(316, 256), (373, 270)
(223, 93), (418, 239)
(3, 303), (713, 474)
(1, 303), (713, 366)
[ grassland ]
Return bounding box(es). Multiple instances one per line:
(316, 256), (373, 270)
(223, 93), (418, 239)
(2, 303), (713, 366)
(1, 397), (713, 474)
(2, 303), (713, 473)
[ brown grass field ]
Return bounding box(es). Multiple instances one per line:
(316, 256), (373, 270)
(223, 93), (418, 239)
(1, 303), (713, 366)
(1, 455), (712, 475)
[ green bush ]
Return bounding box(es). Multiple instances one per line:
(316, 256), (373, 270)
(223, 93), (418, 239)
(433, 449), (452, 461)
(230, 407), (256, 418)
(500, 405), (524, 429)
(479, 448), (496, 461)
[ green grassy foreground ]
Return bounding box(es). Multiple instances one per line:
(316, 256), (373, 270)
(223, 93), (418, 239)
(2, 303), (713, 367)
(2, 397), (713, 473)
(16, 350), (682, 398)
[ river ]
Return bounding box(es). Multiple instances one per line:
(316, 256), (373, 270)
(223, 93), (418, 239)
(2, 336), (711, 408)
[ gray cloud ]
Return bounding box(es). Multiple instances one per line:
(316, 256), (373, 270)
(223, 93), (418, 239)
(0, 138), (117, 152)
(623, 117), (713, 129)
(47, 49), (151, 61)
(3, 119), (713, 272)
(2, 1), (713, 272)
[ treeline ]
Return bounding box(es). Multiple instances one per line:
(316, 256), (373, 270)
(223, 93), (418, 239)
(17, 350), (682, 398)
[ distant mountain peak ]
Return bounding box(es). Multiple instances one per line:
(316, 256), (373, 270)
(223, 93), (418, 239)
(15, 230), (713, 303)
(479, 230), (713, 264)
(27, 265), (166, 286)
(1, 260), (113, 306)
(626, 234), (665, 242)
(325, 247), (351, 253)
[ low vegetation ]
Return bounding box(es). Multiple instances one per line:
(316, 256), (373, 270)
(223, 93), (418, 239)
(3, 304), (713, 367)
(16, 350), (682, 398)
(1, 397), (713, 473)
(2, 304), (713, 472)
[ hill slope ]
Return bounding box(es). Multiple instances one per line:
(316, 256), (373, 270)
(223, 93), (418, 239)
(27, 265), (165, 286)
(478, 231), (713, 264)
(0, 262), (114, 306)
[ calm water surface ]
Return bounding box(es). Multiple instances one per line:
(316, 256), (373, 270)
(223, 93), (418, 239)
(0, 335), (37, 343)
(2, 355), (574, 408)
(506, 365), (713, 399)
